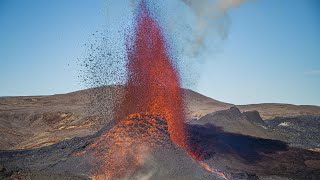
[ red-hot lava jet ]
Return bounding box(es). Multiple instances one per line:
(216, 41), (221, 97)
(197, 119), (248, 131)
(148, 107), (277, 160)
(76, 1), (227, 179)
(116, 1), (187, 148)
(122, 2), (226, 179)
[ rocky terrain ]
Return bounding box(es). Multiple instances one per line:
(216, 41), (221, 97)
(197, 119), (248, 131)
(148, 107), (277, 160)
(0, 86), (320, 179)
(266, 115), (320, 150)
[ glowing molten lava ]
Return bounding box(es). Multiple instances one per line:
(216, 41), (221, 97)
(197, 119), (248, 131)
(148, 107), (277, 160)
(116, 2), (187, 148)
(76, 1), (227, 179)
(89, 113), (172, 179)
(121, 2), (226, 179)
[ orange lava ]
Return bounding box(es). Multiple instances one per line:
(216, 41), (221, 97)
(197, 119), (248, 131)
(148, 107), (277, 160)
(122, 2), (227, 178)
(116, 1), (187, 148)
(88, 113), (171, 179)
(199, 161), (227, 180)
(76, 1), (227, 179)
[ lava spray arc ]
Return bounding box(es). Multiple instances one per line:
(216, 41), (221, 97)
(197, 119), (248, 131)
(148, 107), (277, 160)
(77, 1), (227, 179)
(120, 1), (227, 179)
(117, 1), (187, 148)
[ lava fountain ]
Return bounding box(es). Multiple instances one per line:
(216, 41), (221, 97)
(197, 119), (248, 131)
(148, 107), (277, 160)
(76, 1), (227, 179)
(121, 2), (226, 179)
(116, 1), (187, 148)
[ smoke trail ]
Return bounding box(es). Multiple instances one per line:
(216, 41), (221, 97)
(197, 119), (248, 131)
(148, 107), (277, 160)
(181, 0), (247, 56)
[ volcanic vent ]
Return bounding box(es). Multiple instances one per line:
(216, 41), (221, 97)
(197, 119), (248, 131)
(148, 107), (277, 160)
(76, 113), (173, 179)
(75, 1), (226, 179)
(74, 1), (186, 178)
(117, 1), (187, 148)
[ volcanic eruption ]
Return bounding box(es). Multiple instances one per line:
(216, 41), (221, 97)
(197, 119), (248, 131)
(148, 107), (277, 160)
(74, 1), (226, 179)
(1, 1), (320, 180)
(117, 1), (187, 148)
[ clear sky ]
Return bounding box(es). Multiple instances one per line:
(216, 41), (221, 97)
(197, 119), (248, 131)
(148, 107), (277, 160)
(0, 0), (319, 105)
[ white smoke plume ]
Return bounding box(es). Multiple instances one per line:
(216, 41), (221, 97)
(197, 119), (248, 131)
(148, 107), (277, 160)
(181, 0), (248, 55)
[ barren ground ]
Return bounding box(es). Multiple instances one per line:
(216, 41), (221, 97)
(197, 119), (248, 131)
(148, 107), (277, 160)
(0, 87), (319, 179)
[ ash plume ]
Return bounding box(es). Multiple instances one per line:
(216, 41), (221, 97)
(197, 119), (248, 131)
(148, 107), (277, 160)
(181, 0), (248, 56)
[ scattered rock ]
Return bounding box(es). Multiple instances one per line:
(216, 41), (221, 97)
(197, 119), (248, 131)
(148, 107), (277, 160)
(194, 107), (277, 139)
(304, 160), (320, 169)
(266, 115), (320, 149)
(0, 164), (4, 172)
(242, 110), (266, 126)
(230, 172), (259, 180)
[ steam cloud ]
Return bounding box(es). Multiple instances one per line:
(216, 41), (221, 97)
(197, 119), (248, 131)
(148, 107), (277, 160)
(181, 0), (248, 55)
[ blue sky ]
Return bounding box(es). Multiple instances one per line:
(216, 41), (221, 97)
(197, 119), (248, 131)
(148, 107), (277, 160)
(0, 0), (319, 105)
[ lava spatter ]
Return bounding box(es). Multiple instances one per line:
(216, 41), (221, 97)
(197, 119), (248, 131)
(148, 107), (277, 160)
(89, 113), (172, 179)
(76, 1), (227, 179)
(90, 1), (188, 177)
(116, 1), (187, 148)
